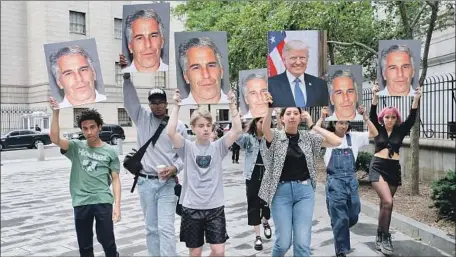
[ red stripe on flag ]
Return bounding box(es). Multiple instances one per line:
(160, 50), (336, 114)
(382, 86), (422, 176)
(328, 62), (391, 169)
(276, 40), (285, 59)
(267, 56), (277, 77)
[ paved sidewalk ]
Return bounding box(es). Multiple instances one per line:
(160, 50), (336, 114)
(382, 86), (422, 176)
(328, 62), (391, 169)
(0, 155), (451, 256)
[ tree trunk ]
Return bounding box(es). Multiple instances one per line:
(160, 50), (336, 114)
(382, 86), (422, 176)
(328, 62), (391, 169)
(328, 38), (336, 65)
(408, 2), (439, 196)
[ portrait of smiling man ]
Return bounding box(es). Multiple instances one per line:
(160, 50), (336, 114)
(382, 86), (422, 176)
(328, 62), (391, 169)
(46, 41), (107, 109)
(122, 4), (169, 73)
(176, 34), (230, 105)
(267, 39), (329, 108)
(326, 69), (363, 121)
(377, 41), (420, 97)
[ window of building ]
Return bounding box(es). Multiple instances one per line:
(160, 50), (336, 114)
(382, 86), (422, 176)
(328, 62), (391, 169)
(118, 108), (132, 127)
(115, 62), (123, 87)
(73, 108), (89, 128)
(190, 109), (196, 118)
(114, 18), (122, 39)
(218, 109), (229, 121)
(69, 11), (86, 35)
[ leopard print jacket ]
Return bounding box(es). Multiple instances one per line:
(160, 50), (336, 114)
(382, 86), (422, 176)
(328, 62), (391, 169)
(258, 129), (324, 207)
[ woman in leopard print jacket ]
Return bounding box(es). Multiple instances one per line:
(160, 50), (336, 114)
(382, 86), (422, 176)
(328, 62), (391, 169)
(259, 103), (342, 257)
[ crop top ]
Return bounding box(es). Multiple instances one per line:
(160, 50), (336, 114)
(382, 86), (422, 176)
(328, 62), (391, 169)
(370, 104), (417, 158)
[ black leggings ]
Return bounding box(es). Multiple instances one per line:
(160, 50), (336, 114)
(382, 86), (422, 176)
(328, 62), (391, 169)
(369, 157), (400, 233)
(246, 165), (270, 225)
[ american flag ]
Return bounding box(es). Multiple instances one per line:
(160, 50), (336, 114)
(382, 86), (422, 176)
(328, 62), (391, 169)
(267, 31), (287, 77)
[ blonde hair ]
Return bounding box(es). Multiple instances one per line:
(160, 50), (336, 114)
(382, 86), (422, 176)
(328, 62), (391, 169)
(190, 108), (213, 126)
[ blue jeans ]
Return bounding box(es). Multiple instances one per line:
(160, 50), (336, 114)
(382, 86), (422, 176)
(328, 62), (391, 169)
(137, 177), (177, 256)
(326, 174), (360, 255)
(271, 180), (315, 257)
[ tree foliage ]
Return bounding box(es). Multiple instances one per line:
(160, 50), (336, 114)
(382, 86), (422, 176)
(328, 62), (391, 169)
(173, 1), (454, 85)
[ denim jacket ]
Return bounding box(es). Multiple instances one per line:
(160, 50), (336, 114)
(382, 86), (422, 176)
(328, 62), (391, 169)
(236, 133), (263, 180)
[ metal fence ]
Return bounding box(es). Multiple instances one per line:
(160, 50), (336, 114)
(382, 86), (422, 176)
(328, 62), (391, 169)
(304, 72), (456, 140)
(0, 106), (48, 134)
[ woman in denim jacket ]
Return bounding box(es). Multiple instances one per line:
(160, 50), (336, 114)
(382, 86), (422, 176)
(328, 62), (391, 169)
(236, 117), (272, 251)
(259, 97), (342, 257)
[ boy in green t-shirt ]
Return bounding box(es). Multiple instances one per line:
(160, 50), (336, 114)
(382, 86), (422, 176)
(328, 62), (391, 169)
(49, 97), (121, 257)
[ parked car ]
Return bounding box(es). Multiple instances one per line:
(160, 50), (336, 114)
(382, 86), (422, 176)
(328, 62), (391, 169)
(0, 129), (52, 151)
(63, 124), (126, 145)
(215, 121), (232, 134)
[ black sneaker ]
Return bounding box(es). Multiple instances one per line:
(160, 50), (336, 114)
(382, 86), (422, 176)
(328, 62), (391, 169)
(263, 222), (272, 239)
(254, 236), (263, 251)
(336, 253), (346, 257)
(380, 232), (394, 255)
(375, 229), (382, 250)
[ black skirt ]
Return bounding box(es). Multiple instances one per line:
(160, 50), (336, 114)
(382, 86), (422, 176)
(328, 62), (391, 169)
(369, 156), (402, 186)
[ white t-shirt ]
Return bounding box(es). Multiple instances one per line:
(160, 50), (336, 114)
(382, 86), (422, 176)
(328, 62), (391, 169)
(323, 132), (370, 166)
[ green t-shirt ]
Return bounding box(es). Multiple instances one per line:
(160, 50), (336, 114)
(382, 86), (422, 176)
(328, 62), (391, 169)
(63, 140), (120, 207)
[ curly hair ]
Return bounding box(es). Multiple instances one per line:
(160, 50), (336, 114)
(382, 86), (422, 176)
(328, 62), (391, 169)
(378, 107), (402, 125)
(77, 109), (104, 129)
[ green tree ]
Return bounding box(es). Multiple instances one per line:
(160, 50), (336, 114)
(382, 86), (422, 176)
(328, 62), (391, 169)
(174, 1), (454, 195)
(173, 0), (396, 84)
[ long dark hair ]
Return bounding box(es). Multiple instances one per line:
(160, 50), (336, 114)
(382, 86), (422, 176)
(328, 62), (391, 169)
(245, 117), (273, 136)
(326, 121), (352, 133)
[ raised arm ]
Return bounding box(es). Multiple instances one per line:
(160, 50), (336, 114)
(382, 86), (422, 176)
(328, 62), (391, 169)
(315, 106), (329, 128)
(369, 83), (382, 129)
(167, 89), (185, 149)
(49, 97), (70, 150)
(302, 111), (342, 148)
(224, 91), (243, 147)
(261, 92), (275, 143)
(358, 105), (378, 138)
(401, 86), (421, 132)
(120, 54), (147, 124)
(263, 108), (274, 143)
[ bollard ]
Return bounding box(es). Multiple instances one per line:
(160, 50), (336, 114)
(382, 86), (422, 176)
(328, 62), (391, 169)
(117, 139), (123, 155)
(37, 142), (45, 161)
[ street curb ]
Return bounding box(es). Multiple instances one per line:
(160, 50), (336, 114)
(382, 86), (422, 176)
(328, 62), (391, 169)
(360, 196), (455, 256)
(316, 186), (455, 256)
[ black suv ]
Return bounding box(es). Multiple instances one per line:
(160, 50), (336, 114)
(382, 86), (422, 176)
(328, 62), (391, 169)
(65, 124), (126, 145)
(1, 129), (52, 151)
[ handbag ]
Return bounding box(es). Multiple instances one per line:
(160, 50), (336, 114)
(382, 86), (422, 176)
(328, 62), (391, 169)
(123, 116), (169, 193)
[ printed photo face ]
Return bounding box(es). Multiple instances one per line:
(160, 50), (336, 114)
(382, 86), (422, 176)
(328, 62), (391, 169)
(44, 38), (106, 109)
(57, 54), (97, 103)
(377, 40), (420, 97)
(327, 65), (363, 121)
(122, 3), (170, 73)
(239, 69), (269, 119)
(175, 32), (230, 105)
(282, 47), (309, 78)
(184, 46), (223, 102)
(267, 30), (329, 108)
(128, 17), (164, 70)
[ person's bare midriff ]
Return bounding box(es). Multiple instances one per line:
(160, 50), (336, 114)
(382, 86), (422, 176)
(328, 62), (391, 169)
(374, 148), (400, 160)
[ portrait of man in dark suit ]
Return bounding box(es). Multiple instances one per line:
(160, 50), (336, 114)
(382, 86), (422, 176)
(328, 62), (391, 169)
(267, 40), (329, 108)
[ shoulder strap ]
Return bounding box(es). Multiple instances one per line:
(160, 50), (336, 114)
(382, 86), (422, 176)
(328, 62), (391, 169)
(346, 133), (352, 147)
(135, 116), (169, 157)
